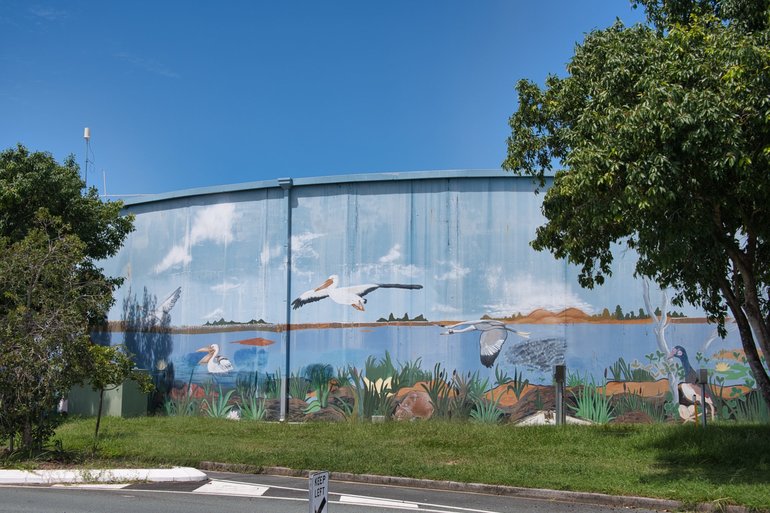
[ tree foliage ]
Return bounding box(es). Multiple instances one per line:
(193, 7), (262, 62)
(88, 344), (152, 446)
(0, 145), (136, 453)
(503, 1), (770, 408)
(0, 215), (109, 451)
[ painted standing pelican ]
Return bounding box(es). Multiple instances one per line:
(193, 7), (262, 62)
(291, 274), (423, 312)
(196, 343), (234, 374)
(440, 320), (530, 368)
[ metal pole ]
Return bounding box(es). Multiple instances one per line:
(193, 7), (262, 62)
(697, 368), (708, 428)
(83, 127), (91, 188)
(278, 178), (293, 422)
(554, 364), (566, 425)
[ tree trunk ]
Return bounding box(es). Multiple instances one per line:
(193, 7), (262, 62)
(718, 277), (770, 411)
(22, 418), (32, 454)
(733, 314), (770, 408)
(94, 388), (104, 446)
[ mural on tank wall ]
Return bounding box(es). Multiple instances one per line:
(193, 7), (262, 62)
(99, 174), (767, 424)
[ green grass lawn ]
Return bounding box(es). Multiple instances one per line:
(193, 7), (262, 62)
(8, 417), (770, 510)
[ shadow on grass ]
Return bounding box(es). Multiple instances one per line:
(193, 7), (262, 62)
(639, 424), (770, 486)
(0, 443), (88, 468)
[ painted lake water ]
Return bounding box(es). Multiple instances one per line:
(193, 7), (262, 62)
(107, 321), (746, 389)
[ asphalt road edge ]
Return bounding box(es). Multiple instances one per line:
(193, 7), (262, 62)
(198, 461), (752, 513)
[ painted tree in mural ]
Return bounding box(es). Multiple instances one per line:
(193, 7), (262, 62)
(503, 0), (770, 409)
(0, 145), (135, 452)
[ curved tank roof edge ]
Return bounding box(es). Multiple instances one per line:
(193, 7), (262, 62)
(120, 169), (524, 207)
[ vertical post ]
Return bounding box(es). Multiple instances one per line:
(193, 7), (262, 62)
(278, 178), (293, 422)
(83, 127), (91, 188)
(697, 368), (708, 428)
(554, 364), (566, 425)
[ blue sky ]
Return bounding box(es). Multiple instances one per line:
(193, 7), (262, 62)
(2, 1), (645, 196)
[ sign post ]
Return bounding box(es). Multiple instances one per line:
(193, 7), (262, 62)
(309, 470), (329, 513)
(554, 364), (566, 425)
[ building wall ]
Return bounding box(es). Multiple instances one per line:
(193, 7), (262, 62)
(101, 171), (751, 422)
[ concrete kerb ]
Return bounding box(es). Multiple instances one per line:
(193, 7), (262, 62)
(198, 461), (751, 513)
(0, 467), (206, 485)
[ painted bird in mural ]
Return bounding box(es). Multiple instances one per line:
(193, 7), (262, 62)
(440, 320), (530, 368)
(668, 345), (715, 420)
(196, 343), (235, 374)
(151, 286), (182, 323)
(291, 274), (423, 312)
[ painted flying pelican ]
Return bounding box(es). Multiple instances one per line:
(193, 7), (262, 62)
(196, 343), (234, 374)
(151, 286), (181, 323)
(440, 320), (530, 368)
(291, 274), (423, 312)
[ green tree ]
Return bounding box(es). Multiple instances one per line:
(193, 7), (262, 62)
(0, 145), (135, 453)
(503, 2), (770, 408)
(0, 145), (133, 258)
(614, 305), (624, 320)
(87, 344), (151, 447)
(0, 215), (112, 451)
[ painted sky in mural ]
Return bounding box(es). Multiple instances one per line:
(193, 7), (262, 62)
(104, 175), (700, 327)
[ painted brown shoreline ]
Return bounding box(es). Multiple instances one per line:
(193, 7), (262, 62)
(106, 308), (713, 335)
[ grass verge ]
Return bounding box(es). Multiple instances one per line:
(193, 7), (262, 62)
(5, 417), (770, 511)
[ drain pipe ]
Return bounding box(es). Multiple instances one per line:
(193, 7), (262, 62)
(278, 177), (293, 422)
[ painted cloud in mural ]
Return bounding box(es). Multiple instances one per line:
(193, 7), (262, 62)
(260, 243), (283, 266)
(292, 232), (324, 260)
(379, 244), (402, 263)
(153, 204), (237, 274)
(434, 261), (471, 281)
(432, 303), (461, 314)
(210, 281), (241, 294)
(484, 271), (594, 317)
(202, 307), (225, 321)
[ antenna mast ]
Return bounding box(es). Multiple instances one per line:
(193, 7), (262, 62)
(83, 127), (91, 187)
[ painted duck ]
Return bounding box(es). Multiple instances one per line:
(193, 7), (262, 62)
(668, 345), (715, 420)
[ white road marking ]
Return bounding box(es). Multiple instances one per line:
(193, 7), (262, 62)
(192, 479), (269, 497)
(52, 483), (130, 490)
(339, 494), (420, 509)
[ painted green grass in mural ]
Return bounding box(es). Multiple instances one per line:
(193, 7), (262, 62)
(25, 417), (770, 511)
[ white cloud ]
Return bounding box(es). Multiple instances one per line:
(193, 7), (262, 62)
(260, 244), (283, 266)
(431, 303), (460, 314)
(154, 204), (237, 274)
(203, 307), (225, 321)
(211, 281), (241, 294)
(190, 204), (235, 245)
(356, 263), (423, 281)
(379, 244), (401, 263)
(153, 243), (191, 274)
(291, 232), (323, 260)
(393, 264), (422, 278)
(483, 274), (594, 317)
(434, 261), (470, 281)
